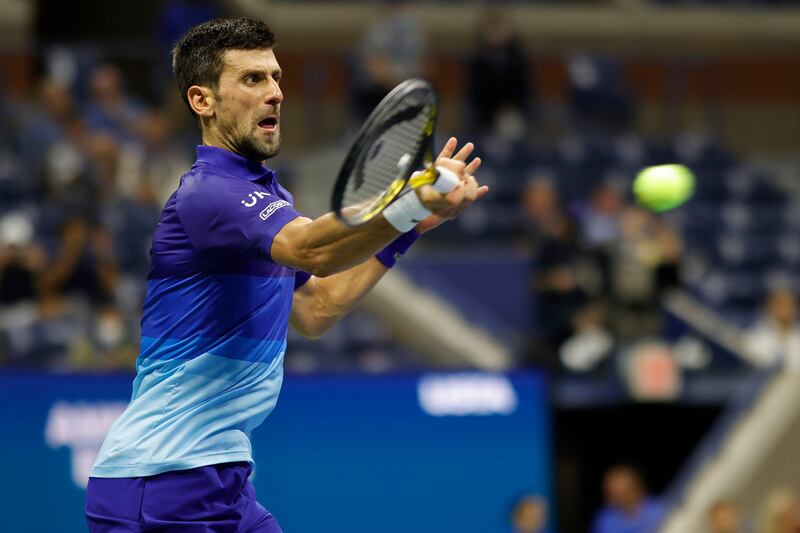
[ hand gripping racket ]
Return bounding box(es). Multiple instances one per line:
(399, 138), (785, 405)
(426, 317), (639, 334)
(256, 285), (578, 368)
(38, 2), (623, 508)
(331, 79), (459, 226)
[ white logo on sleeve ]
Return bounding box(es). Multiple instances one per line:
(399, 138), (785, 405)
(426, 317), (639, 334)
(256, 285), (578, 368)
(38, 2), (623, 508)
(260, 200), (290, 220)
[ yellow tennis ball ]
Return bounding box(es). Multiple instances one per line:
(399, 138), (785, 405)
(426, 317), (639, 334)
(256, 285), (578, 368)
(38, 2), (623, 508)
(633, 164), (695, 212)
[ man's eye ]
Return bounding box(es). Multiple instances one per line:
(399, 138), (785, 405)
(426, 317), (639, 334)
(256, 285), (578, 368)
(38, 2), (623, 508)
(245, 75), (260, 83)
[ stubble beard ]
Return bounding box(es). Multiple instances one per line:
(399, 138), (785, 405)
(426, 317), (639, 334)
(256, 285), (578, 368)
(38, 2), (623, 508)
(212, 100), (281, 162)
(236, 129), (281, 162)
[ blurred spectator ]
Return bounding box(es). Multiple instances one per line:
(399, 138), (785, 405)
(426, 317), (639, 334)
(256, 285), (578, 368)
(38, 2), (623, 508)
(0, 291), (83, 369)
(70, 304), (136, 370)
(708, 499), (743, 533)
(40, 215), (118, 305)
(522, 174), (570, 246)
(609, 207), (683, 340)
(757, 487), (800, 533)
(567, 54), (633, 131)
(560, 301), (613, 372)
(467, 10), (533, 132)
(591, 465), (666, 533)
(523, 176), (597, 366)
(85, 132), (159, 319)
(579, 180), (625, 252)
(16, 78), (81, 201)
(510, 494), (552, 533)
(124, 111), (192, 207)
(743, 289), (800, 371)
(0, 94), (25, 205)
(353, 0), (426, 120)
(83, 63), (145, 143)
(0, 212), (44, 306)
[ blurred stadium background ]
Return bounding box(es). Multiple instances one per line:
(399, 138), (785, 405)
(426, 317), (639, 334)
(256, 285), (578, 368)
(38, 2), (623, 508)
(1, 0), (800, 531)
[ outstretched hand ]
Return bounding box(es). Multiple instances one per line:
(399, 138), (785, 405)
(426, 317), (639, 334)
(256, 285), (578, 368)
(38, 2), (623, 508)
(416, 137), (489, 234)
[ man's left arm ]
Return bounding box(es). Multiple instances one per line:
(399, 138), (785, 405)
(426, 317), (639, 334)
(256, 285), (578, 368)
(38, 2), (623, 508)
(290, 257), (389, 339)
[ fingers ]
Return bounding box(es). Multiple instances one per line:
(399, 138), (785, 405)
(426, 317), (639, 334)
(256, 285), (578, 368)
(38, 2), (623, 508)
(436, 137), (458, 160)
(420, 136), (488, 222)
(465, 157), (482, 175)
(437, 138), (477, 162)
(452, 142), (474, 162)
(462, 174), (480, 202)
(437, 137), (480, 179)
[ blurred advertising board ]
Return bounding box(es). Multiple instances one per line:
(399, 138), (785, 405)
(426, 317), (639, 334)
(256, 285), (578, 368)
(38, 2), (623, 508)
(0, 371), (551, 533)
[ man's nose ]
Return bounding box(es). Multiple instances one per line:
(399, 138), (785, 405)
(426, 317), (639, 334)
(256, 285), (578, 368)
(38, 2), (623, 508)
(266, 81), (283, 107)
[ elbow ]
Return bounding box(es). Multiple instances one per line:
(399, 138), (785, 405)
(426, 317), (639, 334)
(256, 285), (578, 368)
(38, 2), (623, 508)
(308, 264), (337, 279)
(296, 300), (344, 340)
(276, 219), (342, 278)
(289, 238), (330, 277)
(295, 316), (334, 339)
(303, 250), (340, 278)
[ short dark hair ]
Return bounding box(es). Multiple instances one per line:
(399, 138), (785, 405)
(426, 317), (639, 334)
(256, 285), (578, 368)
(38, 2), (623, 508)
(172, 18), (276, 116)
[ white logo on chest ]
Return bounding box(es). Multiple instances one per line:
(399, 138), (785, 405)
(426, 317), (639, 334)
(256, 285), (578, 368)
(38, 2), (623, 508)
(241, 190), (272, 208)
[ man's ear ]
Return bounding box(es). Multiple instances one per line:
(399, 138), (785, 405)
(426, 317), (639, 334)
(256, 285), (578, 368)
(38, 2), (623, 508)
(187, 85), (216, 118)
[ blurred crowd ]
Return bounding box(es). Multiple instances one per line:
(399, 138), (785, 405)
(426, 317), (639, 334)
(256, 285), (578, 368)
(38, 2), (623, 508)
(0, 59), (199, 370)
(2, 2), (799, 375)
(510, 466), (800, 533)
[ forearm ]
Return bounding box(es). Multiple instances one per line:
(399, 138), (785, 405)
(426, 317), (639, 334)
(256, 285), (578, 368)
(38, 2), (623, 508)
(290, 257), (388, 338)
(274, 139), (485, 278)
(272, 212), (400, 278)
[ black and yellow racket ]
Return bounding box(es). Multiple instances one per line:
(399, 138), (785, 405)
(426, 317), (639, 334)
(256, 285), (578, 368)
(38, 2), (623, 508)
(331, 78), (458, 226)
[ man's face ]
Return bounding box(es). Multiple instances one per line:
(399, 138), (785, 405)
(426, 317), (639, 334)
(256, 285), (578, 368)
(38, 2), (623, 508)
(212, 48), (283, 161)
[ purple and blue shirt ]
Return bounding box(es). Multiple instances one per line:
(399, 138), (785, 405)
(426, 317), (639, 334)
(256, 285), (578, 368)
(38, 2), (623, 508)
(92, 146), (305, 477)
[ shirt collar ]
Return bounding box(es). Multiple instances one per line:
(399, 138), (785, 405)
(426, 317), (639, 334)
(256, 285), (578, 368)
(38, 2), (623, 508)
(194, 145), (275, 182)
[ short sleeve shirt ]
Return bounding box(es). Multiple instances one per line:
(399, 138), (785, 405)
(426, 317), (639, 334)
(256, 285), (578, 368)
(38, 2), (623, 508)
(93, 145), (305, 478)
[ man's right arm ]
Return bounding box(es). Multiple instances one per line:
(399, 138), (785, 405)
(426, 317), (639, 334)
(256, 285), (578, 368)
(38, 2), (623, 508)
(270, 156), (481, 277)
(269, 212), (400, 278)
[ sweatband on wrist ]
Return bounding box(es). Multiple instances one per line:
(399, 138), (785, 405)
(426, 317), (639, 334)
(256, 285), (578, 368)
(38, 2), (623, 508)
(375, 230), (420, 268)
(382, 190), (431, 233)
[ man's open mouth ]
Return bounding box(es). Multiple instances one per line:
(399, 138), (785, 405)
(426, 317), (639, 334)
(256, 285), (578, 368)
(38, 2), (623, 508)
(258, 117), (278, 130)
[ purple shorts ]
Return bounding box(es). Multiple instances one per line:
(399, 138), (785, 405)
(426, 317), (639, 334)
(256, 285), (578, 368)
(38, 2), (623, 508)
(85, 462), (282, 533)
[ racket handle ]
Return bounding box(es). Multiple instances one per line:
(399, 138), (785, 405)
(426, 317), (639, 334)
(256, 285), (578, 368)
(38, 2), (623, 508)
(433, 166), (460, 193)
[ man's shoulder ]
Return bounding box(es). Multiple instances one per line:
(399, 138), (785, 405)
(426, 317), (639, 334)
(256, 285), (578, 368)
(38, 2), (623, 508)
(176, 167), (258, 209)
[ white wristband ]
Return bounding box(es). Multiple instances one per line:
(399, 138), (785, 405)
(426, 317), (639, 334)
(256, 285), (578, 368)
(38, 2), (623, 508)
(383, 190), (431, 232)
(382, 166), (461, 232)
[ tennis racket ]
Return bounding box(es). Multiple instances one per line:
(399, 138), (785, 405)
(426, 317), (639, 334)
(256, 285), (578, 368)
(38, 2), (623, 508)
(331, 78), (459, 227)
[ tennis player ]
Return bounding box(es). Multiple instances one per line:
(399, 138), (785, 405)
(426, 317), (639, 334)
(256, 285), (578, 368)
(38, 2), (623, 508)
(85, 17), (486, 533)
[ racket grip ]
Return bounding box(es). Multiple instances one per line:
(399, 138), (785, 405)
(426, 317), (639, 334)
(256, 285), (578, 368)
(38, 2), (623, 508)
(433, 166), (460, 193)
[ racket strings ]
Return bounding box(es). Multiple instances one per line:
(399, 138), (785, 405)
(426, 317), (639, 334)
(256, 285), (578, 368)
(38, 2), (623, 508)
(342, 103), (432, 210)
(332, 79), (438, 225)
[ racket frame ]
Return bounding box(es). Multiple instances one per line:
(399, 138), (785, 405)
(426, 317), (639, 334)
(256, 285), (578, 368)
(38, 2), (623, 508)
(331, 79), (439, 227)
